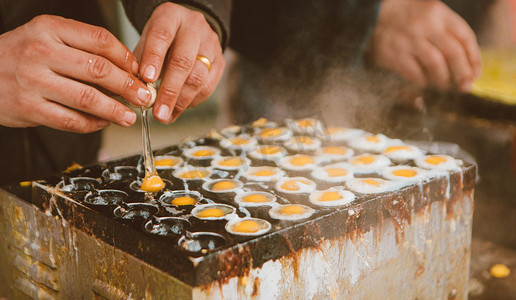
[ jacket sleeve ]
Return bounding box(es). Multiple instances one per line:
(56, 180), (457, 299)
(121, 0), (231, 49)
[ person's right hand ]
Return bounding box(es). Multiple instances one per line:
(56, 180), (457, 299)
(0, 15), (152, 133)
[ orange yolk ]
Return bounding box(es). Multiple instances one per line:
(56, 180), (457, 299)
(325, 168), (347, 177)
(392, 169), (417, 177)
(319, 191), (343, 202)
(211, 181), (237, 191)
(231, 138), (250, 145)
(289, 155), (314, 166)
(295, 136), (314, 145)
(243, 194), (270, 203)
(258, 145), (281, 155)
(171, 196), (196, 206)
(259, 128), (283, 138)
(352, 156), (375, 165)
(297, 119), (314, 127)
(155, 158), (179, 167)
(253, 169), (276, 177)
(365, 135), (381, 143)
(280, 205), (306, 215)
(280, 180), (308, 191)
(179, 169), (210, 179)
(361, 179), (382, 187)
(140, 174), (165, 192)
(198, 208), (226, 218)
(425, 156), (447, 165)
(219, 157), (243, 167)
(252, 117), (268, 127)
(323, 146), (348, 155)
(384, 145), (411, 153)
(193, 149), (215, 157)
(233, 220), (262, 233)
(326, 127), (344, 135)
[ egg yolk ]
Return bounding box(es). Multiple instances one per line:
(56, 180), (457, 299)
(154, 158), (179, 167)
(219, 157), (243, 167)
(179, 169), (210, 179)
(193, 149), (215, 157)
(259, 128), (283, 138)
(297, 119), (314, 127)
(280, 205), (305, 215)
(295, 136), (314, 145)
(171, 196), (196, 206)
(212, 181), (238, 191)
(252, 117), (268, 127)
(323, 146), (348, 155)
(252, 169), (276, 177)
(243, 194), (270, 203)
(198, 208), (226, 218)
(352, 156), (375, 165)
(384, 145), (411, 153)
(258, 145), (281, 155)
(365, 135), (381, 143)
(326, 127), (344, 135)
(392, 169), (417, 177)
(425, 156), (447, 165)
(233, 220), (262, 233)
(290, 155), (314, 166)
(231, 138), (250, 145)
(361, 179), (382, 187)
(319, 191), (343, 202)
(140, 174), (165, 192)
(325, 168), (347, 177)
(280, 180), (309, 191)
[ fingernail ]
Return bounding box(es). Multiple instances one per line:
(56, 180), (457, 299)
(132, 61), (139, 75)
(124, 111), (137, 126)
(156, 105), (170, 121)
(138, 87), (151, 105)
(143, 65), (156, 81)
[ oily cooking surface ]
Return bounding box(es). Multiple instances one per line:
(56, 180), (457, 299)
(31, 118), (476, 286)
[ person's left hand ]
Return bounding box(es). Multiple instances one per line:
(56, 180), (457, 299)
(133, 2), (225, 124)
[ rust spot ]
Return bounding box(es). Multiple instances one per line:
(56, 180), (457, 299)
(384, 196), (410, 244)
(251, 277), (260, 297)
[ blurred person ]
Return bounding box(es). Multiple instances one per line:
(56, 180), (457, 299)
(0, 0), (230, 184)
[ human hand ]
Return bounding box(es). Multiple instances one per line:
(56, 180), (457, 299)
(368, 0), (482, 92)
(0, 15), (152, 133)
(133, 2), (225, 124)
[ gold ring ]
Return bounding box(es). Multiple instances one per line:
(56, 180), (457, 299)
(196, 55), (211, 71)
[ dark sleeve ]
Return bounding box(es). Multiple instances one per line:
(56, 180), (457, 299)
(121, 0), (231, 49)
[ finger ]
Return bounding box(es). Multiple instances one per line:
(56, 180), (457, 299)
(414, 40), (450, 90)
(41, 74), (137, 127)
(138, 16), (180, 82)
(32, 100), (110, 133)
(50, 44), (152, 106)
(446, 16), (482, 78)
(53, 17), (138, 75)
(431, 33), (474, 92)
(190, 54), (225, 108)
(153, 28), (200, 123)
(392, 54), (428, 89)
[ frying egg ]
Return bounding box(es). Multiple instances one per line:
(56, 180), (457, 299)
(234, 191), (277, 207)
(140, 174), (165, 192)
(284, 136), (322, 152)
(159, 190), (202, 206)
(183, 146), (221, 160)
(382, 144), (425, 162)
(275, 177), (316, 194)
(252, 117), (277, 128)
(244, 166), (285, 182)
(415, 154), (461, 171)
(256, 127), (293, 143)
(346, 177), (402, 194)
(381, 165), (428, 183)
(278, 154), (318, 171)
(203, 179), (243, 193)
(211, 156), (250, 171)
(286, 118), (324, 136)
(311, 162), (354, 183)
(154, 155), (183, 170)
(348, 134), (399, 153)
(192, 204), (235, 220)
(248, 145), (287, 161)
(309, 188), (356, 207)
(316, 145), (354, 163)
(269, 204), (315, 221)
(220, 135), (257, 151)
(348, 154), (391, 174)
(220, 125), (241, 137)
(225, 218), (272, 236)
(324, 127), (365, 142)
(173, 166), (212, 180)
